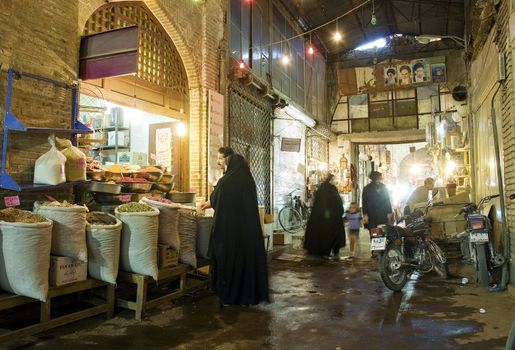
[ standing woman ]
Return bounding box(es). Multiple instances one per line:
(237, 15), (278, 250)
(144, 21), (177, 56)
(303, 174), (346, 260)
(209, 153), (270, 306)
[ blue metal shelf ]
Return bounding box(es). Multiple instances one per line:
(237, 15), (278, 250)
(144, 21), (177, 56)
(1, 68), (93, 191)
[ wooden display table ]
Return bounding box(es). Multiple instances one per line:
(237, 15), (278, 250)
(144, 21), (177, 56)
(0, 279), (115, 344)
(116, 260), (210, 320)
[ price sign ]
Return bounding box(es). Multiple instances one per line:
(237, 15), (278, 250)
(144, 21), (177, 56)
(119, 195), (132, 203)
(4, 195), (20, 207)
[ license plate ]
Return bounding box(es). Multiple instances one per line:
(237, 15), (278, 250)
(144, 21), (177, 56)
(370, 237), (387, 251)
(470, 231), (489, 243)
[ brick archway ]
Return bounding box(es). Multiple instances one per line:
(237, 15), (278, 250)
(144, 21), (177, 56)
(78, 0), (204, 194)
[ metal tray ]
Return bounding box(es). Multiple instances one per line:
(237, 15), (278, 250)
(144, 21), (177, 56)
(120, 182), (153, 193)
(87, 181), (122, 194)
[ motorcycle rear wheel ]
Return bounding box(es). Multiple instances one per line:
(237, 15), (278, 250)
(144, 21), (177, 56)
(475, 244), (489, 287)
(380, 243), (408, 292)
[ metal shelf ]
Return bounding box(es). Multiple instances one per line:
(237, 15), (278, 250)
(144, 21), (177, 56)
(94, 127), (129, 132)
(1, 68), (93, 191)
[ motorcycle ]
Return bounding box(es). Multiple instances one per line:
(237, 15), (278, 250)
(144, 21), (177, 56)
(371, 202), (448, 292)
(456, 194), (506, 287)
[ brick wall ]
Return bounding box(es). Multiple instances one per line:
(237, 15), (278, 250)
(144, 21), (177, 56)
(471, 0), (515, 282)
(493, 0), (515, 283)
(0, 0), (226, 206)
(0, 0), (81, 206)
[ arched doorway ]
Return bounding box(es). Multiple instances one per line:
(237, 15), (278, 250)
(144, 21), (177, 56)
(79, 2), (190, 191)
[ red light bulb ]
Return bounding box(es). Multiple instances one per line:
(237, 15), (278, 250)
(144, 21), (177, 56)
(308, 46), (314, 55)
(239, 61), (245, 69)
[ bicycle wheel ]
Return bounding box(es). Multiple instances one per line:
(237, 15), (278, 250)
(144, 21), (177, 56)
(278, 207), (303, 233)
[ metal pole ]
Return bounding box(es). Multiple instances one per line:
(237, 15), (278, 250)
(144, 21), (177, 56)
(1, 69), (14, 172)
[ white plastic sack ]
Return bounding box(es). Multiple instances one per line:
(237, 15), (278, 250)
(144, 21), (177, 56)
(115, 207), (159, 280)
(0, 219), (52, 301)
(139, 197), (181, 249)
(34, 137), (66, 185)
(178, 209), (198, 267)
(34, 202), (88, 262)
(196, 217), (213, 259)
(87, 213), (122, 284)
(59, 138), (87, 181)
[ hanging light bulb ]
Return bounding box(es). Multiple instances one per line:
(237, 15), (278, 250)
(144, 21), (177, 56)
(370, 0), (377, 26)
(370, 14), (377, 26)
(239, 61), (245, 69)
(307, 32), (315, 55)
(334, 18), (342, 42)
(281, 54), (290, 65)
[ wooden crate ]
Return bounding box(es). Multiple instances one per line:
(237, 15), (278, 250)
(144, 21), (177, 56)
(157, 244), (179, 269)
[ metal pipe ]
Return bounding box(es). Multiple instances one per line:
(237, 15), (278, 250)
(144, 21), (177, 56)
(490, 83), (510, 288)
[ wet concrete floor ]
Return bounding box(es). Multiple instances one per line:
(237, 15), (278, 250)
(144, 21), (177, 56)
(4, 239), (515, 350)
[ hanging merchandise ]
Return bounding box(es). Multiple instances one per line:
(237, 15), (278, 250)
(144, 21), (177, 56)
(33, 136), (66, 185)
(57, 137), (87, 181)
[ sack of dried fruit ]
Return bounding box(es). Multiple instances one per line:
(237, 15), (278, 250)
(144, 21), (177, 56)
(139, 196), (181, 250)
(115, 203), (159, 280)
(33, 200), (88, 262)
(0, 208), (52, 301)
(86, 212), (122, 284)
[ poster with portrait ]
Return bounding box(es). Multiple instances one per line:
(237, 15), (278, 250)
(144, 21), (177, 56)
(383, 66), (397, 87)
(431, 63), (446, 83)
(411, 60), (429, 84)
(397, 64), (413, 87)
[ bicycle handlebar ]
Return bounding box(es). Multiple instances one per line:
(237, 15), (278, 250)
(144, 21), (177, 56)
(286, 188), (300, 196)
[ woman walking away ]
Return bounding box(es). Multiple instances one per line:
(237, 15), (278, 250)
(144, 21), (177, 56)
(209, 154), (270, 306)
(304, 174), (346, 260)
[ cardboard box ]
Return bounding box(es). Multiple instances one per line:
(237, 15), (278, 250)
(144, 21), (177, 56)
(107, 130), (129, 146)
(49, 256), (87, 286)
(117, 151), (147, 165)
(157, 244), (179, 269)
(273, 232), (292, 245)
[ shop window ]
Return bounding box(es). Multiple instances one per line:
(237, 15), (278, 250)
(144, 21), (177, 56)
(370, 117), (394, 131)
(395, 99), (417, 116)
(351, 119), (369, 133)
(417, 86), (440, 114)
(349, 94), (369, 119)
(394, 115), (418, 129)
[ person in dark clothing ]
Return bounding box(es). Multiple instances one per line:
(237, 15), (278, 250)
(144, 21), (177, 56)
(303, 174), (346, 260)
(362, 171), (393, 230)
(209, 153), (270, 306)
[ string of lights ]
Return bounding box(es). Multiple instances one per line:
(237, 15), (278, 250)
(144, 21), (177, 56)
(236, 0), (372, 67)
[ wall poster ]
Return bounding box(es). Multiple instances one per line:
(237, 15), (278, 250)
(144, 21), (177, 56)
(208, 90), (225, 185)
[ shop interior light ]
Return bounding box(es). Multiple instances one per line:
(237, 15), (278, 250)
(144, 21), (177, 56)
(307, 46), (314, 55)
(281, 55), (290, 65)
(334, 31), (342, 42)
(177, 122), (187, 137)
(445, 160), (456, 175)
(239, 61), (245, 69)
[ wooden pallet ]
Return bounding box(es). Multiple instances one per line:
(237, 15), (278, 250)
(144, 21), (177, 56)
(0, 279), (115, 344)
(116, 260), (210, 320)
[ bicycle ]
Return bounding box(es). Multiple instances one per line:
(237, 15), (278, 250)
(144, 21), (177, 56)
(278, 188), (311, 232)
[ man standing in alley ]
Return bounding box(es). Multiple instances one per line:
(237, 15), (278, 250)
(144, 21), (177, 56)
(404, 177), (435, 215)
(362, 171), (393, 257)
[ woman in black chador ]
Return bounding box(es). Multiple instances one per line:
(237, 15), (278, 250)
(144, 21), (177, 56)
(303, 174), (346, 259)
(210, 154), (270, 306)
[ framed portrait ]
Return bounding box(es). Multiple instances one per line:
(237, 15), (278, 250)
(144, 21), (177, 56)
(412, 60), (429, 84)
(431, 63), (446, 83)
(397, 64), (413, 86)
(384, 66), (397, 86)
